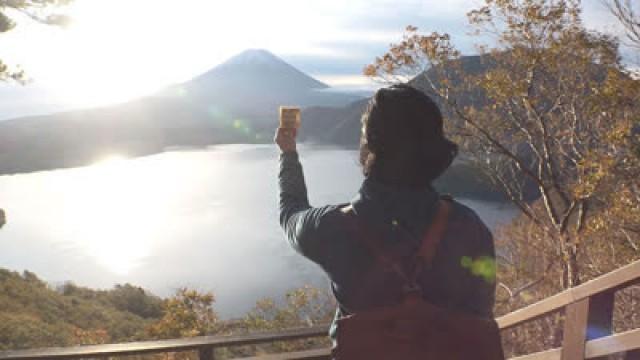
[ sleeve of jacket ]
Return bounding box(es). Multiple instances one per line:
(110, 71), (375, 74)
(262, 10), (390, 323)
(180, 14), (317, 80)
(278, 151), (339, 266)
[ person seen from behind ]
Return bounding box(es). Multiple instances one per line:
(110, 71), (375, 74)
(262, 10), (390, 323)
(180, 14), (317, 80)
(275, 84), (504, 359)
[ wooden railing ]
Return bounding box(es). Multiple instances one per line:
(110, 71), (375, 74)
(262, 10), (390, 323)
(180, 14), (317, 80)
(1, 260), (639, 360)
(499, 259), (640, 360)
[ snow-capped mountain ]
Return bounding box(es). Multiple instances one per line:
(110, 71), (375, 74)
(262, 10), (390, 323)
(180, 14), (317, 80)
(192, 49), (328, 90)
(0, 49), (364, 174)
(172, 49), (361, 120)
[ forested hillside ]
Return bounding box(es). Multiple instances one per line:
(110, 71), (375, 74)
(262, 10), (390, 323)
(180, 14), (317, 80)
(0, 268), (333, 358)
(0, 269), (163, 350)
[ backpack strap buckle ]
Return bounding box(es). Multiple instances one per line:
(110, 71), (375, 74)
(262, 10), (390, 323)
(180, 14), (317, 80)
(402, 284), (423, 305)
(402, 283), (422, 295)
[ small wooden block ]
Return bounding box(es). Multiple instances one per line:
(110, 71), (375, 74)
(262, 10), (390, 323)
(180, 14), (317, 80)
(279, 106), (301, 129)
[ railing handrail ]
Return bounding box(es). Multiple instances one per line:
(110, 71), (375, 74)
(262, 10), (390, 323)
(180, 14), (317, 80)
(1, 259), (639, 360)
(0, 326), (328, 359)
(497, 259), (640, 330)
(510, 328), (640, 360)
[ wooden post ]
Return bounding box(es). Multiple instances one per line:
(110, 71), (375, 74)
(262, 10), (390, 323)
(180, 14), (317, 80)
(561, 298), (590, 360)
(562, 291), (616, 360)
(624, 282), (640, 359)
(198, 346), (214, 360)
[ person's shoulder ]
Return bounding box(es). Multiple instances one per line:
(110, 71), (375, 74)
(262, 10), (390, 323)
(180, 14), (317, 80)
(307, 204), (356, 254)
(312, 204), (351, 227)
(441, 195), (493, 247)
(312, 203), (365, 241)
(445, 197), (483, 224)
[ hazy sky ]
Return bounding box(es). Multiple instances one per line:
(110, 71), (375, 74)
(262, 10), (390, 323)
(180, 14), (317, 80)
(0, 0), (626, 117)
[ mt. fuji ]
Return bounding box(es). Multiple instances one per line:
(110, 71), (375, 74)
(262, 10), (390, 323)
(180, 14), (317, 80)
(168, 49), (361, 121)
(0, 49), (364, 174)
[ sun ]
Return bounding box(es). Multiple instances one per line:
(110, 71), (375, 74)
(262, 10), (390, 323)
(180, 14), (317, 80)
(34, 0), (194, 108)
(11, 0), (348, 109)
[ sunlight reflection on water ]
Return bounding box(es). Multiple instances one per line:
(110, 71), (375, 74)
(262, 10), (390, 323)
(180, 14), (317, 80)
(53, 152), (213, 276)
(0, 144), (518, 317)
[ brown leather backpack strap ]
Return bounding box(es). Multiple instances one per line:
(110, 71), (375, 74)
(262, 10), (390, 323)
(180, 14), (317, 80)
(341, 200), (452, 295)
(405, 199), (452, 290)
(416, 199), (452, 265)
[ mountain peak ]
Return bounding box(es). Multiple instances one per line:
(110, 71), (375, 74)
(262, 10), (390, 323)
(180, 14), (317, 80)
(191, 49), (329, 91)
(222, 49), (288, 67)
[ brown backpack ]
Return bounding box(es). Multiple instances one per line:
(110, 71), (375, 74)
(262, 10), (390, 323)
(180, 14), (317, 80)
(334, 200), (505, 360)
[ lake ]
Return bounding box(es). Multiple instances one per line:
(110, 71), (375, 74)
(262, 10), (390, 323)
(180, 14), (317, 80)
(0, 144), (518, 318)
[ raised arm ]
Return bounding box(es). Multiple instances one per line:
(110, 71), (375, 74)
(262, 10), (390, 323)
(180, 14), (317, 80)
(275, 128), (339, 266)
(275, 127), (310, 225)
(278, 150), (311, 225)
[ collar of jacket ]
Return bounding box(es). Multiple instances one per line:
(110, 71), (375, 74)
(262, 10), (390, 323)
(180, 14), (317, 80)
(350, 178), (440, 235)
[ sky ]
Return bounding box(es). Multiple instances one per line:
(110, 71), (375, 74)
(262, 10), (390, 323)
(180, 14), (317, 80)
(0, 0), (629, 119)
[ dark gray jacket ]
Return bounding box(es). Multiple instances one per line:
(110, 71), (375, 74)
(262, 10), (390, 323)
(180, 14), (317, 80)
(278, 151), (496, 341)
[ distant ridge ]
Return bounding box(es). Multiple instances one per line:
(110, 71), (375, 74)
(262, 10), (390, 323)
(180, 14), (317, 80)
(0, 49), (363, 175)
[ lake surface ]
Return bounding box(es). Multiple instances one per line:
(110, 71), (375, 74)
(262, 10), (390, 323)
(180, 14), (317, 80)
(0, 144), (518, 318)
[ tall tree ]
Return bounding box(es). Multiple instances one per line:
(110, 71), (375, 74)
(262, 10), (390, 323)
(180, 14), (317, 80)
(0, 0), (71, 82)
(585, 0), (640, 270)
(0, 1), (71, 223)
(365, 0), (639, 289)
(147, 288), (218, 339)
(605, 0), (640, 50)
